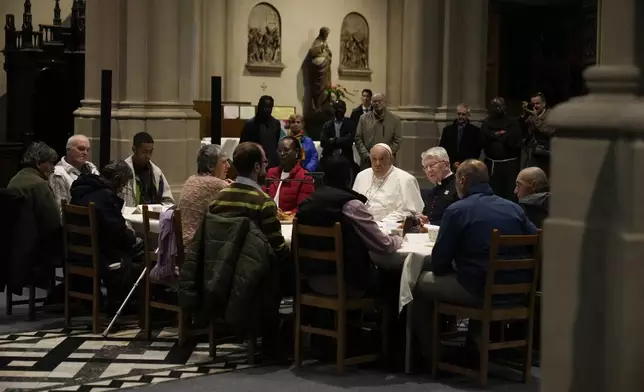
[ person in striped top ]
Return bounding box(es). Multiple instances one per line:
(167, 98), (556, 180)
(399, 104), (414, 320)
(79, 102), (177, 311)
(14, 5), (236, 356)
(209, 142), (288, 260)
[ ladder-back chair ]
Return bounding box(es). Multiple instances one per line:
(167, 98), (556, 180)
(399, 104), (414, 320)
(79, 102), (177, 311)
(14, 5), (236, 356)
(431, 229), (542, 386)
(142, 206), (190, 345)
(61, 200), (101, 334)
(292, 218), (380, 375)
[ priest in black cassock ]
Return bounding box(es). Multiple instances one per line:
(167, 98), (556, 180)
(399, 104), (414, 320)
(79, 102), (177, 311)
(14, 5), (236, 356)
(438, 103), (482, 170)
(480, 97), (522, 200)
(419, 147), (459, 225)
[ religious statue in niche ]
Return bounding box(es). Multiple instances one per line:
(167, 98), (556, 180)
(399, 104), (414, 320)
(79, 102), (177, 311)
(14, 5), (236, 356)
(307, 27), (333, 111)
(246, 2), (285, 73)
(338, 12), (372, 78)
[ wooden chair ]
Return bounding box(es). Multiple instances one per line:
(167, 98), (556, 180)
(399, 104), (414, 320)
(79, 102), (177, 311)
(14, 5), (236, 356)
(61, 200), (101, 334)
(142, 206), (190, 345)
(431, 229), (541, 386)
(292, 218), (380, 375)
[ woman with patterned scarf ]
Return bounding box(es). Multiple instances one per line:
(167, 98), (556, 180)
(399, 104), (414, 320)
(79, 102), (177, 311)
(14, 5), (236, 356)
(285, 113), (319, 172)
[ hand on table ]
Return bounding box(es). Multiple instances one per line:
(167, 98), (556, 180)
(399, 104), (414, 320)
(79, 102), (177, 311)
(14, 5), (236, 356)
(224, 178), (235, 185)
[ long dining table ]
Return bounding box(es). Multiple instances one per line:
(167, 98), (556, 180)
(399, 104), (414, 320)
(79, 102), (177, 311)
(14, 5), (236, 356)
(124, 207), (434, 373)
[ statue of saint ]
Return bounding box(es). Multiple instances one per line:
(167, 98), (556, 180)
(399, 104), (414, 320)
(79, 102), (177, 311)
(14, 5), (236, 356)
(308, 27), (332, 111)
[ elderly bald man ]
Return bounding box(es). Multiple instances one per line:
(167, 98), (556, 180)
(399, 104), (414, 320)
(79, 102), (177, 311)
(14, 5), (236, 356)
(353, 143), (424, 221)
(50, 134), (99, 206)
(354, 93), (403, 169)
(514, 166), (550, 228)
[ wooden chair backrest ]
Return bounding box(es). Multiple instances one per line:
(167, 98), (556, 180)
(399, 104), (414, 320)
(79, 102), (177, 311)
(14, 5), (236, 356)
(142, 206), (161, 270)
(483, 229), (542, 311)
(171, 208), (185, 267)
(292, 218), (345, 299)
(61, 200), (100, 269)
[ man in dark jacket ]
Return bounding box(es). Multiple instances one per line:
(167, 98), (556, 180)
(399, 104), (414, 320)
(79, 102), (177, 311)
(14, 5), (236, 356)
(6, 142), (62, 293)
(412, 160), (537, 360)
(320, 100), (359, 181)
(514, 166), (550, 228)
(240, 95), (282, 168)
(420, 147), (458, 225)
(481, 97), (522, 200)
(297, 155), (402, 296)
(70, 160), (140, 268)
(349, 88), (372, 127)
(439, 103), (482, 170)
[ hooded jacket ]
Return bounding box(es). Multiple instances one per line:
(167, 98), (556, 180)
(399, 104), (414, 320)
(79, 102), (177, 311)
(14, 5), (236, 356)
(70, 174), (138, 266)
(519, 191), (550, 229)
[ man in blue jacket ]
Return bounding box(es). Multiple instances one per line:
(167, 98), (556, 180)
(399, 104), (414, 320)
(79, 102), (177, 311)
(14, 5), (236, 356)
(412, 159), (537, 364)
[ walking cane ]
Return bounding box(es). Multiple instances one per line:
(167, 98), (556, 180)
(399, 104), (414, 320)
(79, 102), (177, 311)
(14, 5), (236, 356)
(102, 267), (147, 337)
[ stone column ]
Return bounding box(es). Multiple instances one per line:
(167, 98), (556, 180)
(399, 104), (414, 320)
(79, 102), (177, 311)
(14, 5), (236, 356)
(460, 0), (488, 121)
(195, 0), (227, 100)
(390, 0), (443, 184)
(75, 0), (200, 198)
(543, 0), (644, 390)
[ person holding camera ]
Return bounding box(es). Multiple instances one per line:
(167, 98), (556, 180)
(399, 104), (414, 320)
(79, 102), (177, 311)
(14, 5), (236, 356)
(521, 92), (554, 175)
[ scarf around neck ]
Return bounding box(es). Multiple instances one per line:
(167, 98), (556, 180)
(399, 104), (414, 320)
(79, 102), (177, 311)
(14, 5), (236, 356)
(289, 129), (306, 161)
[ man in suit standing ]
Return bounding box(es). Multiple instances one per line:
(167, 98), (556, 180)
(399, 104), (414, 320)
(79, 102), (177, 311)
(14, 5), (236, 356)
(439, 103), (482, 170)
(320, 100), (359, 183)
(349, 89), (372, 127)
(354, 93), (402, 170)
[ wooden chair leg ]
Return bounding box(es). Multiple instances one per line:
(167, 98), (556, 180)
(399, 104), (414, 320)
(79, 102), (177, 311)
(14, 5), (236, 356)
(478, 321), (490, 387)
(177, 311), (189, 347)
(336, 309), (346, 375)
(92, 273), (100, 335)
(208, 318), (217, 358)
(247, 334), (256, 365)
(431, 302), (440, 379)
(524, 319), (535, 383)
(64, 268), (71, 328)
(5, 289), (12, 316)
(144, 277), (152, 341)
(293, 300), (302, 367)
(381, 303), (390, 365)
(28, 285), (36, 321)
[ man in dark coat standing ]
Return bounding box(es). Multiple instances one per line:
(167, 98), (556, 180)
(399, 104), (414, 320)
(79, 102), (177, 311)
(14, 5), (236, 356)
(439, 103), (482, 170)
(320, 100), (359, 182)
(240, 95), (282, 168)
(480, 97), (522, 200)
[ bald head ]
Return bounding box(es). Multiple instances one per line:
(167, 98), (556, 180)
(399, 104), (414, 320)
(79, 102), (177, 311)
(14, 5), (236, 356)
(65, 134), (91, 169)
(371, 92), (387, 112)
(455, 159), (489, 198)
(515, 167), (549, 199)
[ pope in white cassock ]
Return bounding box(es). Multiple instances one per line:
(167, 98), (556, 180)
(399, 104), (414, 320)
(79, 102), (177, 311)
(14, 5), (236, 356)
(353, 143), (424, 221)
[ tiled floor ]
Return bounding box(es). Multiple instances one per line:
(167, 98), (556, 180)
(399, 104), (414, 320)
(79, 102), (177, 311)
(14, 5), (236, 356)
(0, 325), (255, 392)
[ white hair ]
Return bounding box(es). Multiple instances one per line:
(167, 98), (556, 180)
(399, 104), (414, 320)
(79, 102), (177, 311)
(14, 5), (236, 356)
(66, 134), (90, 149)
(456, 103), (470, 113)
(421, 146), (449, 163)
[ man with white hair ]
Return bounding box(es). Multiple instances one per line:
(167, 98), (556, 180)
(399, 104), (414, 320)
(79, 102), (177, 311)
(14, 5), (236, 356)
(353, 143), (424, 221)
(420, 147), (459, 225)
(50, 134), (99, 205)
(354, 93), (402, 169)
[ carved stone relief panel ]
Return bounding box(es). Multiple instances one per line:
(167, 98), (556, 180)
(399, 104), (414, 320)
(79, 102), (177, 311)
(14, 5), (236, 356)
(246, 2), (285, 73)
(338, 12), (371, 78)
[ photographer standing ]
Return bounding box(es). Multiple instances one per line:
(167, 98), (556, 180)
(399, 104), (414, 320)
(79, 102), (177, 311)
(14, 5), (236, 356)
(521, 93), (554, 175)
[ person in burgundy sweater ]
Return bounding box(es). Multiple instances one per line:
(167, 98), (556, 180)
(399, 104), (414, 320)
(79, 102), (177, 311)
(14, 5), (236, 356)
(265, 136), (315, 219)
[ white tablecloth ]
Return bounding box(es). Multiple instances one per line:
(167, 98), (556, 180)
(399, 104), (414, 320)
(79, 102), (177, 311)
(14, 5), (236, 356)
(203, 137), (362, 166)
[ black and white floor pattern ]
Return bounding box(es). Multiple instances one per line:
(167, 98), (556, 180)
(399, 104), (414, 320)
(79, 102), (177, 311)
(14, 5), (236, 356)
(0, 326), (254, 391)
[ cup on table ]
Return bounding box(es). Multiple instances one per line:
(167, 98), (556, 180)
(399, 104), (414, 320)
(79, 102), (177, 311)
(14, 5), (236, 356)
(427, 225), (440, 242)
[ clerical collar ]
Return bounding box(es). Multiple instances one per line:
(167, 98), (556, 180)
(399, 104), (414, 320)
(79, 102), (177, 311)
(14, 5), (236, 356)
(437, 172), (454, 186)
